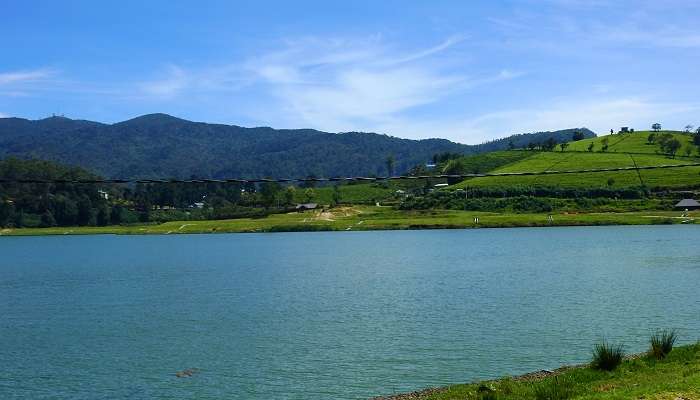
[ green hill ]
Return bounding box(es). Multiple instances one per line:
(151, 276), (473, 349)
(449, 131), (700, 190)
(567, 130), (696, 154)
(0, 114), (593, 179)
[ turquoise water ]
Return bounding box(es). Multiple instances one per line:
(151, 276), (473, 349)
(1, 226), (699, 399)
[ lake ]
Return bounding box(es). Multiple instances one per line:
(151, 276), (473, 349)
(1, 226), (699, 399)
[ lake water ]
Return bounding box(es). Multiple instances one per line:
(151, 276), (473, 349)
(1, 226), (699, 399)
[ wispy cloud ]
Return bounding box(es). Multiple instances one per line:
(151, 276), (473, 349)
(131, 35), (521, 134)
(139, 65), (189, 98)
(0, 68), (55, 85)
(453, 97), (699, 143)
(239, 36), (520, 132)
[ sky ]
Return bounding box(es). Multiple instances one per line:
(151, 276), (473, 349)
(1, 0), (700, 144)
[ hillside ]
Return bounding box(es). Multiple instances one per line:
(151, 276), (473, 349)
(449, 131), (700, 190)
(0, 114), (593, 179)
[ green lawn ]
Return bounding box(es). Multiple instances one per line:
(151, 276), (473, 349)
(382, 342), (700, 400)
(2, 206), (696, 236)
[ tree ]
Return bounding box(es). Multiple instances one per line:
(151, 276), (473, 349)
(385, 155), (395, 176)
(76, 196), (95, 226)
(647, 133), (656, 144)
(283, 186), (296, 205)
(600, 137), (609, 152)
(110, 205), (124, 225)
(587, 143), (595, 152)
(684, 146), (693, 157)
(527, 142), (537, 151)
(332, 185), (341, 206)
(543, 137), (557, 151)
(684, 125), (694, 133)
(40, 210), (56, 227)
(508, 140), (515, 150)
(694, 131), (700, 146)
(96, 205), (110, 226)
(572, 130), (585, 141)
(15, 209), (25, 228)
(559, 142), (570, 152)
(666, 138), (682, 158)
(652, 123), (662, 132)
(260, 181), (281, 208)
(0, 201), (15, 227)
(442, 159), (466, 184)
(607, 178), (615, 187)
(303, 188), (316, 203)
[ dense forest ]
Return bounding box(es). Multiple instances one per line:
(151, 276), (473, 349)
(0, 113), (594, 179)
(0, 158), (295, 228)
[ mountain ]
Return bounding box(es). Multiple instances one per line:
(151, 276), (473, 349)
(0, 114), (595, 179)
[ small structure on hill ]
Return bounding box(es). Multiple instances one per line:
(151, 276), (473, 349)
(295, 203), (318, 212)
(674, 199), (700, 210)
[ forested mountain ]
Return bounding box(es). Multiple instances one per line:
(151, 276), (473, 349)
(0, 114), (595, 179)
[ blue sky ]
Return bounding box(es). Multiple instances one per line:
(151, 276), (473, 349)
(2, 0), (699, 144)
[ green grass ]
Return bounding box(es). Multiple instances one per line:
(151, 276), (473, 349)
(1, 206), (697, 236)
(591, 342), (625, 371)
(567, 130), (697, 155)
(449, 133), (700, 190)
(651, 330), (678, 360)
(381, 342), (700, 400)
(449, 151), (536, 174)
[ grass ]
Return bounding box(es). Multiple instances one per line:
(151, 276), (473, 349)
(591, 342), (625, 371)
(376, 342), (700, 400)
(450, 151), (536, 174)
(532, 376), (575, 400)
(449, 132), (700, 190)
(1, 206), (697, 236)
(566, 130), (697, 154)
(651, 330), (678, 360)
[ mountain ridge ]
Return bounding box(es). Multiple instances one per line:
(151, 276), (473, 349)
(0, 113), (595, 179)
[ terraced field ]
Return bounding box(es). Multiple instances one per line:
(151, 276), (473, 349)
(450, 132), (700, 190)
(567, 130), (697, 154)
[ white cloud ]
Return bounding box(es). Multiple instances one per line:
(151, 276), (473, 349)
(363, 97), (700, 144)
(241, 36), (521, 132)
(0, 68), (55, 85)
(0, 112), (8, 118)
(139, 65), (189, 98)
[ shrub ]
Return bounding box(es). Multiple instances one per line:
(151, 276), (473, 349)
(591, 341), (625, 371)
(533, 376), (575, 400)
(650, 329), (677, 359)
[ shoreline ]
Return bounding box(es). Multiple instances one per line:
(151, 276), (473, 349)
(0, 207), (697, 236)
(369, 345), (699, 400)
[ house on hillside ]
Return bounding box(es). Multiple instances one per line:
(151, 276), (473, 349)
(674, 199), (700, 210)
(295, 203), (318, 212)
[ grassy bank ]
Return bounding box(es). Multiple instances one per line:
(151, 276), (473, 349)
(0, 206), (697, 236)
(374, 342), (700, 400)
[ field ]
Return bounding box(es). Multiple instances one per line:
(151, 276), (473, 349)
(567, 130), (697, 154)
(449, 132), (700, 190)
(1, 206), (696, 236)
(381, 342), (700, 400)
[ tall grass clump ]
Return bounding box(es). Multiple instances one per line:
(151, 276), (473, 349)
(532, 376), (575, 400)
(591, 341), (625, 371)
(650, 329), (677, 359)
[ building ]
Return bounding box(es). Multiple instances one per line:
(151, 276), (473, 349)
(674, 199), (700, 210)
(620, 127), (630, 133)
(295, 203), (318, 212)
(97, 189), (109, 200)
